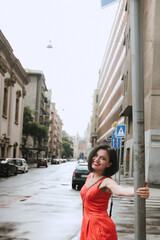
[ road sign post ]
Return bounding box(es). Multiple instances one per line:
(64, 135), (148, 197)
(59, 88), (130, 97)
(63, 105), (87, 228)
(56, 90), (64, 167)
(116, 125), (126, 184)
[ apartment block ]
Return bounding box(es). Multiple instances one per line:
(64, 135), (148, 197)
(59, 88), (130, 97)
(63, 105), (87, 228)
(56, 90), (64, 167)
(24, 69), (50, 161)
(97, 0), (126, 142)
(97, 0), (160, 184)
(120, 0), (160, 183)
(50, 103), (62, 159)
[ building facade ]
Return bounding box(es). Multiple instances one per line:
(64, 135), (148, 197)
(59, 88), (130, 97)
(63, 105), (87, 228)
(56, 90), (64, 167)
(0, 30), (30, 159)
(24, 69), (49, 161)
(90, 89), (99, 148)
(120, 0), (160, 183)
(50, 103), (63, 159)
(96, 0), (160, 184)
(73, 133), (87, 160)
(97, 0), (126, 142)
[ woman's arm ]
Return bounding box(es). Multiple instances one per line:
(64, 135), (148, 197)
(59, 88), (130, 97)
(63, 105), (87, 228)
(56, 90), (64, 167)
(104, 178), (149, 198)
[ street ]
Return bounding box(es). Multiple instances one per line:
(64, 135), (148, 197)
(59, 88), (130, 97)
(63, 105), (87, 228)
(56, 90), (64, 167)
(0, 161), (82, 240)
(0, 161), (160, 240)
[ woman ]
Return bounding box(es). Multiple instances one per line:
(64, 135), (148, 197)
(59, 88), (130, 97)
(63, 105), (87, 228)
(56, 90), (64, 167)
(80, 144), (149, 240)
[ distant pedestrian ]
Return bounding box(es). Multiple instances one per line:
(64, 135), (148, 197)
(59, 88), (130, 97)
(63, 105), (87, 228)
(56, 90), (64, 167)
(80, 144), (150, 240)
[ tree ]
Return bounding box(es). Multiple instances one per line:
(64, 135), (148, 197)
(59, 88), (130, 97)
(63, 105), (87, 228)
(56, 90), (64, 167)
(22, 106), (48, 148)
(62, 136), (73, 159)
(29, 122), (48, 147)
(23, 106), (34, 145)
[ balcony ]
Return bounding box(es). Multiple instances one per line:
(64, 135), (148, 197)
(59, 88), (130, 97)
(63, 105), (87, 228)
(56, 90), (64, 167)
(120, 90), (132, 117)
(120, 104), (132, 116)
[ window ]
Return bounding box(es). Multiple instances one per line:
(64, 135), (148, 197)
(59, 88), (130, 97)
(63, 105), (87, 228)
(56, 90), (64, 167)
(15, 91), (21, 124)
(96, 94), (98, 103)
(126, 148), (130, 172)
(3, 87), (8, 117)
(128, 115), (132, 134)
(124, 71), (128, 95)
(128, 28), (131, 49)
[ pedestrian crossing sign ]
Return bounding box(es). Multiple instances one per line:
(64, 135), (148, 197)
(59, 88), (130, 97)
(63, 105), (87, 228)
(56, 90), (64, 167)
(116, 125), (126, 138)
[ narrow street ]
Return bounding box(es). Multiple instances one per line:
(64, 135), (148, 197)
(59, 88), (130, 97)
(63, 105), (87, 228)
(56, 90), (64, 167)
(0, 162), (160, 240)
(0, 161), (82, 240)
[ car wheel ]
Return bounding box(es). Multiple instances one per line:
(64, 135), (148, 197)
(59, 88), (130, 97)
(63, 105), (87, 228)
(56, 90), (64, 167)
(5, 171), (9, 177)
(72, 183), (76, 189)
(37, 165), (39, 168)
(46, 165), (48, 168)
(14, 170), (18, 176)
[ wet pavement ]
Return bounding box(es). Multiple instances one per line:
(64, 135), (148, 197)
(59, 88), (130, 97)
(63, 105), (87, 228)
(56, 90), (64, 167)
(0, 162), (160, 240)
(0, 162), (82, 240)
(112, 175), (160, 240)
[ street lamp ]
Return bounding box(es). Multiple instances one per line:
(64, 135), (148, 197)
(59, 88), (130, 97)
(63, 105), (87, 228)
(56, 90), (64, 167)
(47, 41), (53, 48)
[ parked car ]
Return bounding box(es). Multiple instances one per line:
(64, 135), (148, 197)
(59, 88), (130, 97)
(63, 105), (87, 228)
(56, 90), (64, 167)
(0, 159), (18, 177)
(10, 158), (28, 173)
(72, 162), (90, 190)
(51, 159), (60, 164)
(78, 159), (85, 163)
(37, 158), (48, 168)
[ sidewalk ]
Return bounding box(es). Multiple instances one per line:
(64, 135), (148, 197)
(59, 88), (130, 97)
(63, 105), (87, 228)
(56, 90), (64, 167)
(113, 174), (160, 240)
(118, 174), (160, 198)
(28, 163), (37, 169)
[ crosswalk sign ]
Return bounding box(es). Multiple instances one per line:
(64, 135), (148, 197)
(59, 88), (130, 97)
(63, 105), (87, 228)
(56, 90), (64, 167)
(116, 125), (126, 138)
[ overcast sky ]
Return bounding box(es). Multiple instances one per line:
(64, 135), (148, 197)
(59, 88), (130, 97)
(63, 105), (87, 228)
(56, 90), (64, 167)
(1, 0), (119, 137)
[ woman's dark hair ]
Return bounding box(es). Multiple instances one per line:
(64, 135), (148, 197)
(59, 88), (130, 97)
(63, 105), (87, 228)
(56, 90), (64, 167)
(88, 144), (119, 177)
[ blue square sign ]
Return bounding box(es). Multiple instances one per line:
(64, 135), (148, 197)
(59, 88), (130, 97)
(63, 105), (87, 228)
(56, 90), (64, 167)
(116, 125), (126, 138)
(112, 130), (116, 138)
(111, 137), (120, 149)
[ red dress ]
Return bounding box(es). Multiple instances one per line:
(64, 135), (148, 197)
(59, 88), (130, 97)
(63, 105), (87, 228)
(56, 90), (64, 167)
(80, 175), (117, 240)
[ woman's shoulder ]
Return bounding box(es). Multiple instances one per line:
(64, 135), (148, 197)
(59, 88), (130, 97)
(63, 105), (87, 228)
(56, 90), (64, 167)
(101, 176), (115, 186)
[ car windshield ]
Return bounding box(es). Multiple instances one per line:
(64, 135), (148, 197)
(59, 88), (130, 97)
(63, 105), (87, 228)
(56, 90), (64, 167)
(16, 160), (23, 165)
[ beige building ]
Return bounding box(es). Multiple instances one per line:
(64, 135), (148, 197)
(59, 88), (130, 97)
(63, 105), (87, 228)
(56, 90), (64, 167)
(97, 0), (126, 142)
(121, 0), (160, 184)
(0, 30), (30, 159)
(90, 89), (99, 148)
(24, 69), (50, 161)
(73, 133), (87, 160)
(96, 0), (160, 184)
(50, 103), (62, 159)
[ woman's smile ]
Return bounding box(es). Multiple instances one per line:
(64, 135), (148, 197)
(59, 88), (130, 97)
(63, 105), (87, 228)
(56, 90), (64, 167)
(92, 160), (100, 166)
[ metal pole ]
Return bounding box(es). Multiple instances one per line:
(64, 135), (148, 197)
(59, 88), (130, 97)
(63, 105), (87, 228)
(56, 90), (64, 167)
(130, 0), (146, 240)
(118, 138), (122, 184)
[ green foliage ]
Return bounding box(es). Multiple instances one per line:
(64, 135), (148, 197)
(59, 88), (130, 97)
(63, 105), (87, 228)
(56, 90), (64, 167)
(23, 106), (48, 147)
(23, 106), (34, 137)
(62, 136), (73, 159)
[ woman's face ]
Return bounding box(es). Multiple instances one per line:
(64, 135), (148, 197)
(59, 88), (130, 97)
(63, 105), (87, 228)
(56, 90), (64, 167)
(92, 149), (112, 174)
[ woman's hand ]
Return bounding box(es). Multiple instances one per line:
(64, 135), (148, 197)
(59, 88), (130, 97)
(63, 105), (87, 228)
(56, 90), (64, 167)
(136, 181), (150, 199)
